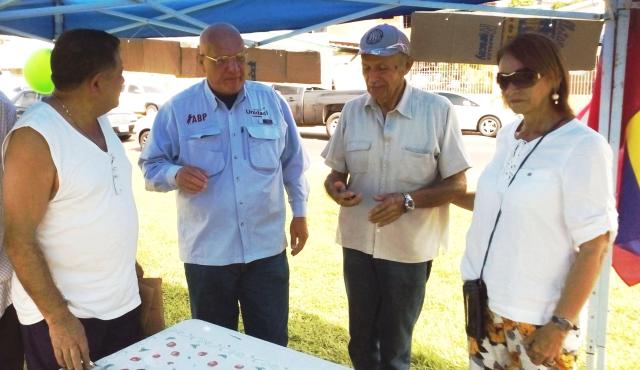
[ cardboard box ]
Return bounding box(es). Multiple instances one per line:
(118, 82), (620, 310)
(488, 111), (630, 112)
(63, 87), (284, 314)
(245, 48), (288, 82)
(179, 46), (321, 83)
(122, 37), (321, 83)
(180, 47), (204, 78)
(410, 12), (603, 70)
(245, 48), (321, 84)
(120, 38), (181, 75)
(285, 51), (322, 84)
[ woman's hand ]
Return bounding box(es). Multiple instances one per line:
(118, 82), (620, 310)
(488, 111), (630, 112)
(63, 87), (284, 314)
(522, 323), (567, 367)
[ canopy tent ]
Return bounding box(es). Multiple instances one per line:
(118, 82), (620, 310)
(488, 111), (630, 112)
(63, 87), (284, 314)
(0, 0), (603, 43)
(0, 1), (636, 370)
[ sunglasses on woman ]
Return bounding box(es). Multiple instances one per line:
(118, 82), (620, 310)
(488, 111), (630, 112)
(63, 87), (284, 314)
(496, 68), (541, 90)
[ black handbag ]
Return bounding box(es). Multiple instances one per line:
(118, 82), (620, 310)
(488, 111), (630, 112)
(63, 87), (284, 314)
(463, 120), (563, 342)
(463, 278), (488, 340)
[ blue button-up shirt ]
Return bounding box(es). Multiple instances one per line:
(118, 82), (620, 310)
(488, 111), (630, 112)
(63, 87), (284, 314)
(139, 81), (309, 265)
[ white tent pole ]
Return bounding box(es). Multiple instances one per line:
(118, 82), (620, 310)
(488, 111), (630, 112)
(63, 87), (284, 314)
(585, 8), (613, 370)
(586, 0), (630, 369)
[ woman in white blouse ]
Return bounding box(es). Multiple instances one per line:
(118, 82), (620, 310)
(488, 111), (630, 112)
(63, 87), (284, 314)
(455, 33), (617, 370)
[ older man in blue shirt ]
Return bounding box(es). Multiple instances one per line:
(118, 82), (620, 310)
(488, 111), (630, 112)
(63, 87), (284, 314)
(139, 23), (309, 346)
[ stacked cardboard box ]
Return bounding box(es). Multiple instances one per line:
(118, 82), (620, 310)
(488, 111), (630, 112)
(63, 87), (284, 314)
(120, 38), (321, 83)
(411, 12), (603, 70)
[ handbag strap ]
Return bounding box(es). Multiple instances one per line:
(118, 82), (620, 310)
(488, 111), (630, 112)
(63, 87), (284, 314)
(478, 118), (567, 280)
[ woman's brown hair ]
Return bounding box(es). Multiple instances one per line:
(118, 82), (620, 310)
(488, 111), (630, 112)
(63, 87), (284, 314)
(497, 33), (574, 117)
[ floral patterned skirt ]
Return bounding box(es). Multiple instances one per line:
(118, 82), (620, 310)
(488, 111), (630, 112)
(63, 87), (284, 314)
(468, 308), (580, 370)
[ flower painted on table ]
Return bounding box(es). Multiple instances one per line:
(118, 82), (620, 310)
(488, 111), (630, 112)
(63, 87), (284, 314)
(166, 341), (177, 347)
(207, 360), (219, 367)
(152, 353), (161, 358)
(198, 351), (208, 356)
(129, 356), (141, 362)
(234, 365), (245, 369)
(170, 351), (180, 356)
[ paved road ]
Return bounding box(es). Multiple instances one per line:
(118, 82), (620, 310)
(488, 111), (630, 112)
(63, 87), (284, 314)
(124, 126), (496, 189)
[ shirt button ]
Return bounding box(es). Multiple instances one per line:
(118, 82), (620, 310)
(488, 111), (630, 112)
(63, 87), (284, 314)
(234, 155), (238, 160)
(236, 177), (239, 181)
(240, 222), (244, 226)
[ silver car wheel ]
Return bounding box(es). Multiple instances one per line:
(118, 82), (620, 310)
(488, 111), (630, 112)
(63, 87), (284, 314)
(478, 116), (501, 137)
(325, 112), (341, 136)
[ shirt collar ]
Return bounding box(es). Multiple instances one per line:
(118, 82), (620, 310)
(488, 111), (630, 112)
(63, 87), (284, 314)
(202, 80), (248, 111)
(364, 80), (413, 119)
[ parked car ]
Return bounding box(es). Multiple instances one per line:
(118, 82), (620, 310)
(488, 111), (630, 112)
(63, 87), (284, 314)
(435, 92), (516, 137)
(118, 82), (171, 115)
(273, 84), (365, 136)
(134, 112), (155, 149)
(11, 90), (137, 140)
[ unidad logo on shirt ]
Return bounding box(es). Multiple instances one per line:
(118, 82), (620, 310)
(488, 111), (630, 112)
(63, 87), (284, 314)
(246, 107), (269, 118)
(186, 113), (207, 124)
(246, 107), (272, 124)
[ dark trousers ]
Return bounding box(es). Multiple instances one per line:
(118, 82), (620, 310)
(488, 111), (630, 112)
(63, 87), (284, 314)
(343, 248), (432, 370)
(21, 306), (142, 370)
(184, 251), (289, 346)
(0, 304), (24, 370)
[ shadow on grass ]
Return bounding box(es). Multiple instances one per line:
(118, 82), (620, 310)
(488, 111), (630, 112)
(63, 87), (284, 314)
(161, 281), (459, 370)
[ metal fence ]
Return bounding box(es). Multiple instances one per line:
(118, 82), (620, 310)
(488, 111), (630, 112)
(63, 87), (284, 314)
(408, 61), (595, 96)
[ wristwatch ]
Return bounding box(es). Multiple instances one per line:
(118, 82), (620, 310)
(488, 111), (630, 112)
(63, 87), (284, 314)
(550, 315), (578, 331)
(402, 193), (415, 211)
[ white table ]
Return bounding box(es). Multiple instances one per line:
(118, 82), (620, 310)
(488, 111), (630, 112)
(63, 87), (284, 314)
(96, 319), (351, 369)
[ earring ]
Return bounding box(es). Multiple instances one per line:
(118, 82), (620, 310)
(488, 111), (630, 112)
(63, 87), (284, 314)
(551, 91), (560, 105)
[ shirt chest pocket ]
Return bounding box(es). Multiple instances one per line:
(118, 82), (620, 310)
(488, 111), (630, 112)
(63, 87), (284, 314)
(508, 168), (559, 208)
(399, 146), (438, 186)
(346, 141), (371, 173)
(246, 125), (282, 171)
(186, 128), (226, 177)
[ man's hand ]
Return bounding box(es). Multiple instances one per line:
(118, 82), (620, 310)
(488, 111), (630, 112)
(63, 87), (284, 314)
(175, 166), (208, 194)
(522, 324), (566, 367)
(368, 193), (405, 227)
(47, 310), (91, 370)
(328, 181), (362, 207)
(135, 261), (144, 279)
(289, 217), (308, 256)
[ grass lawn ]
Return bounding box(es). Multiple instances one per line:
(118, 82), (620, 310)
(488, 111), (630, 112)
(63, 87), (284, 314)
(129, 144), (640, 370)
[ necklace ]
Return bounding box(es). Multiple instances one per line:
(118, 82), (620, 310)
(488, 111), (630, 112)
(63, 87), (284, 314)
(53, 96), (91, 138)
(57, 97), (73, 119)
(53, 96), (107, 151)
(53, 96), (79, 130)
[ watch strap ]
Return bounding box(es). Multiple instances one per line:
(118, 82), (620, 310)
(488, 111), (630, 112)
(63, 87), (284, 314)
(551, 315), (578, 331)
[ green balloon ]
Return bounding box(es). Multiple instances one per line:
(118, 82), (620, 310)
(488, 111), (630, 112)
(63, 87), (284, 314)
(24, 48), (54, 94)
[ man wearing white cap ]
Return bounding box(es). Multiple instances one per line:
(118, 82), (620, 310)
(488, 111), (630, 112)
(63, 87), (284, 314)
(322, 24), (470, 370)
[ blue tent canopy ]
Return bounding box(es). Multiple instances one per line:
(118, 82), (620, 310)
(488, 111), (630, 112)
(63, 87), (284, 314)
(0, 0), (602, 44)
(0, 0), (496, 41)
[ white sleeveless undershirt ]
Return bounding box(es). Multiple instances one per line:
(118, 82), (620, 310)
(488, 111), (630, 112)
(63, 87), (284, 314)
(3, 102), (140, 325)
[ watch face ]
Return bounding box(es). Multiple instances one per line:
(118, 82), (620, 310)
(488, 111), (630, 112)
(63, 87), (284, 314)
(404, 194), (415, 210)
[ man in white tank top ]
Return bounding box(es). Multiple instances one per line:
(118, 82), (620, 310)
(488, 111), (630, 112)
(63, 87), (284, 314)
(3, 29), (141, 370)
